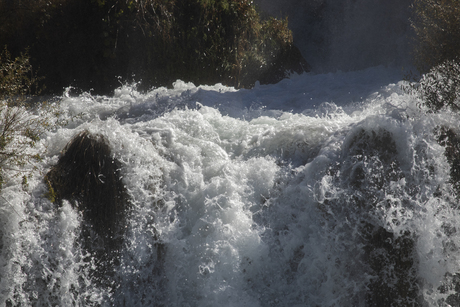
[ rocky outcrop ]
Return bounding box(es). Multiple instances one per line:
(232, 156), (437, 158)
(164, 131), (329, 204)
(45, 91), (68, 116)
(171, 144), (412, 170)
(258, 44), (311, 85)
(438, 127), (460, 199)
(45, 131), (128, 282)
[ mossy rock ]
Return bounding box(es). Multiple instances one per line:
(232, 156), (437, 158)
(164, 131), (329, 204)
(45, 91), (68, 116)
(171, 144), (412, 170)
(341, 128), (402, 198)
(320, 127), (422, 305)
(0, 0), (310, 94)
(361, 225), (422, 306)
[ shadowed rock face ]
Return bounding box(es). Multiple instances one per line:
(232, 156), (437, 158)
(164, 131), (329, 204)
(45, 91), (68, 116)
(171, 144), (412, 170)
(45, 131), (127, 255)
(45, 131), (169, 299)
(438, 127), (460, 200)
(320, 127), (422, 305)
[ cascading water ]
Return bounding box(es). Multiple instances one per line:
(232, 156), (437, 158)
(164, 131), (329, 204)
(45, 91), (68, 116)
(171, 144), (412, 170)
(1, 66), (460, 306)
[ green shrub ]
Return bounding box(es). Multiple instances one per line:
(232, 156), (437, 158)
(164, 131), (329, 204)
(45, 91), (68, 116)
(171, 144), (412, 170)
(0, 47), (42, 101)
(0, 0), (306, 93)
(0, 0), (115, 93)
(408, 0), (460, 112)
(411, 0), (460, 72)
(98, 0), (303, 89)
(407, 59), (460, 112)
(0, 46), (60, 189)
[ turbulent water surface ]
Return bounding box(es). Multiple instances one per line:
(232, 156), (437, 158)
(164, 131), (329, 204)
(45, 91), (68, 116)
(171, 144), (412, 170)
(1, 66), (460, 306)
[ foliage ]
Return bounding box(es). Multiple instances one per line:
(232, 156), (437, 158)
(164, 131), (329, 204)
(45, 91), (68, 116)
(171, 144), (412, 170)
(437, 127), (460, 199)
(406, 59), (460, 112)
(408, 1), (460, 112)
(0, 0), (307, 93)
(125, 0), (303, 88)
(411, 0), (460, 72)
(0, 0), (115, 93)
(44, 130), (127, 283)
(0, 46), (60, 189)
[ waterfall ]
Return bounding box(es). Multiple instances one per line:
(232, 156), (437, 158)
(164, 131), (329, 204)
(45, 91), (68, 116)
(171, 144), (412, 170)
(0, 66), (459, 306)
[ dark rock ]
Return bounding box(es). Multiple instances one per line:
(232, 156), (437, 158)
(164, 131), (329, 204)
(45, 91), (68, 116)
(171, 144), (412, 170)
(321, 127), (423, 305)
(341, 128), (402, 195)
(45, 131), (128, 263)
(362, 225), (421, 306)
(259, 44), (311, 85)
(437, 126), (460, 199)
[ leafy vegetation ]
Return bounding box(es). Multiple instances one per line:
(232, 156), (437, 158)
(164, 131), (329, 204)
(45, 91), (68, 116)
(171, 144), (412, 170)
(411, 0), (460, 73)
(406, 59), (460, 112)
(0, 46), (60, 189)
(408, 0), (460, 112)
(0, 0), (308, 94)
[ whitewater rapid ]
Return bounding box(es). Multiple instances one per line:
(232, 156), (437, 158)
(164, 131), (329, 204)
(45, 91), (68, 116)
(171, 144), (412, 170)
(1, 66), (460, 306)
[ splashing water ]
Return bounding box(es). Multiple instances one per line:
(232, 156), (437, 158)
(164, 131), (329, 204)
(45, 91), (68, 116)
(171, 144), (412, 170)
(1, 66), (460, 306)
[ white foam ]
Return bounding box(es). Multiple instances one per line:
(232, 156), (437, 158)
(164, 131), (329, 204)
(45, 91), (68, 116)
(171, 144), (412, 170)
(2, 66), (460, 305)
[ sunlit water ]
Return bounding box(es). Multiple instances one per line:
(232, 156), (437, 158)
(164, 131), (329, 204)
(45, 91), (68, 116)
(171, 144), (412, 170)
(1, 66), (460, 306)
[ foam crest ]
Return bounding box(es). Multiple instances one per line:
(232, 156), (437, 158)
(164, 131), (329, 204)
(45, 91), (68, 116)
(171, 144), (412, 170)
(4, 67), (460, 305)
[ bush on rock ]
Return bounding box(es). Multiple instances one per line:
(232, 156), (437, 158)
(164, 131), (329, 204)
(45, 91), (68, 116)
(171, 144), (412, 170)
(45, 131), (127, 241)
(0, 0), (309, 94)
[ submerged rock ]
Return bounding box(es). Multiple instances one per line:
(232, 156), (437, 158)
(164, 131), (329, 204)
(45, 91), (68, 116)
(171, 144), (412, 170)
(362, 225), (419, 306)
(437, 127), (460, 200)
(436, 127), (460, 304)
(240, 44), (311, 88)
(258, 44), (311, 85)
(322, 127), (422, 305)
(45, 131), (128, 267)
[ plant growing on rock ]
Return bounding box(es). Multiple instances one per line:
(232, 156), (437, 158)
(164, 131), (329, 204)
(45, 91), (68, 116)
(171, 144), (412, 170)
(0, 0), (308, 93)
(0, 46), (60, 189)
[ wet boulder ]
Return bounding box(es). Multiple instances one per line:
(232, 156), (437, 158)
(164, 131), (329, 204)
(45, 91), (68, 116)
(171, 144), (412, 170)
(321, 127), (422, 305)
(258, 44), (311, 85)
(45, 131), (127, 255)
(436, 127), (460, 304)
(239, 44), (310, 88)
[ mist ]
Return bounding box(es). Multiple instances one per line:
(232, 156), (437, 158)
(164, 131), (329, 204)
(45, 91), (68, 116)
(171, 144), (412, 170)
(254, 0), (414, 72)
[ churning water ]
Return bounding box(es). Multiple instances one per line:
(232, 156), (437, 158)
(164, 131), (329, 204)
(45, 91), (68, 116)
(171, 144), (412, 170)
(1, 66), (460, 306)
